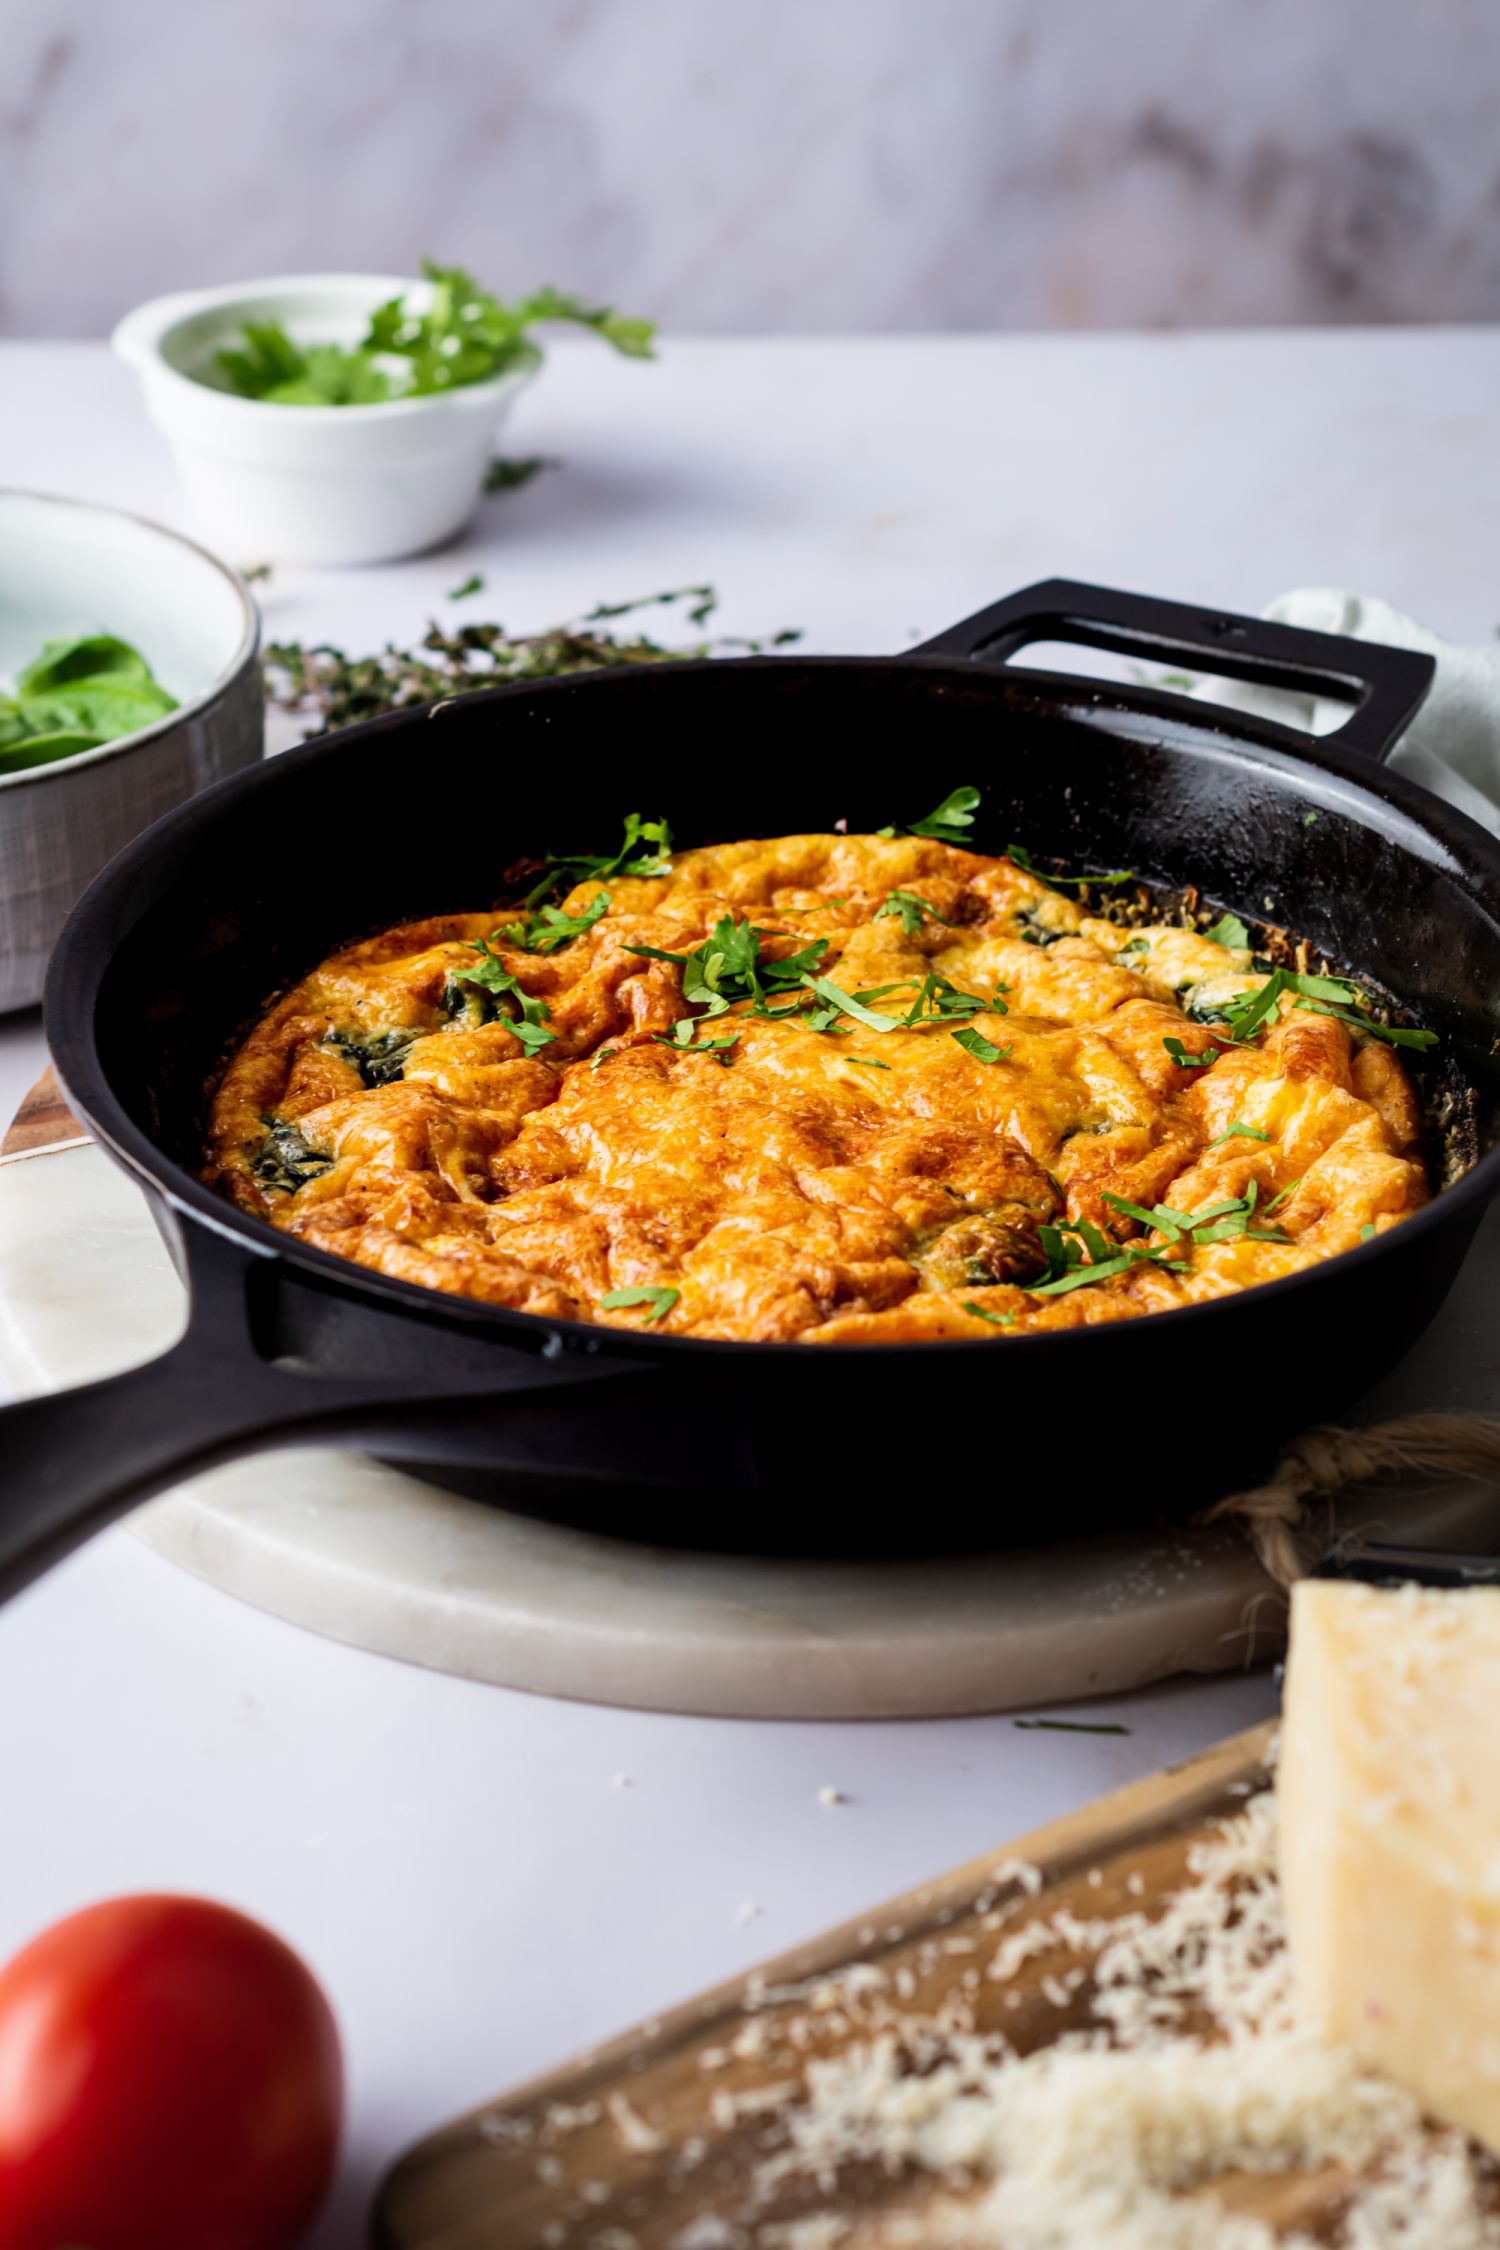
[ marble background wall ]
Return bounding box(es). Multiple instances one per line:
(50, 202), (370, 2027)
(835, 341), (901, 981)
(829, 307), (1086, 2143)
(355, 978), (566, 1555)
(3, 0), (1498, 337)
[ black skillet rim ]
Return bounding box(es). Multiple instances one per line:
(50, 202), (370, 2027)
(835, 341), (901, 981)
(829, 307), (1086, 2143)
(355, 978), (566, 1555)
(44, 649), (1500, 1367)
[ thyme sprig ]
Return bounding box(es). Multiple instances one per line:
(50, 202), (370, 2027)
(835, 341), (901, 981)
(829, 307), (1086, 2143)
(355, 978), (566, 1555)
(264, 588), (801, 740)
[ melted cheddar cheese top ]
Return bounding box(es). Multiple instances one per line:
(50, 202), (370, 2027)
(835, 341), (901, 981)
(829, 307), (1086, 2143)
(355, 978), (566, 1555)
(204, 833), (1429, 1342)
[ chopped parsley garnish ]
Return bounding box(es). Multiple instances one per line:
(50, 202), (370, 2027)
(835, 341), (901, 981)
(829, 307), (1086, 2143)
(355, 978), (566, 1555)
(951, 1026), (1011, 1063)
(629, 918), (829, 1017)
(962, 1303), (1015, 1326)
(527, 813), (673, 908)
(1008, 842), (1133, 889)
(1204, 911), (1251, 950)
(1163, 1036), (1217, 1069)
(1102, 1182), (1290, 1249)
(1117, 935), (1151, 958)
(800, 975), (903, 1032)
(845, 1055), (891, 1070)
(1303, 811), (1320, 826)
(1208, 1122), (1272, 1148)
(451, 937), (557, 1052)
(1360, 1222), (1376, 1242)
(496, 891), (611, 954)
(590, 1047), (618, 1071)
(874, 888), (958, 935)
(448, 572), (485, 600)
(653, 1020), (738, 1063)
(1022, 1215), (1188, 1297)
(899, 972), (994, 1027)
(1217, 968), (1438, 1053)
(905, 785), (981, 844)
(599, 1285), (679, 1322)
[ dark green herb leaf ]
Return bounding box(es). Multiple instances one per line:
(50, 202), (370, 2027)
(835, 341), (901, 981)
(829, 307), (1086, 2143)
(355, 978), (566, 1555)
(529, 813), (674, 907)
(448, 573), (485, 600)
(1009, 842), (1133, 889)
(252, 1119), (332, 1195)
(874, 888), (958, 935)
(484, 454), (557, 494)
(951, 1026), (1011, 1063)
(0, 632), (178, 774)
(962, 1303), (1015, 1327)
(452, 937), (557, 1052)
(844, 1056), (892, 1070)
(801, 975), (904, 1032)
(319, 1025), (422, 1088)
(599, 1285), (679, 1322)
(653, 1021), (739, 1063)
(590, 1047), (618, 1071)
(1163, 1037), (1217, 1069)
(497, 891), (611, 954)
(906, 785), (981, 844)
(901, 972), (995, 1027)
(1102, 1190), (1170, 1234)
(1204, 912), (1251, 950)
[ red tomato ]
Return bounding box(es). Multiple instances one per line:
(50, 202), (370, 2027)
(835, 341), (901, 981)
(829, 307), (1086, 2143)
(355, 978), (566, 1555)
(0, 1894), (342, 2250)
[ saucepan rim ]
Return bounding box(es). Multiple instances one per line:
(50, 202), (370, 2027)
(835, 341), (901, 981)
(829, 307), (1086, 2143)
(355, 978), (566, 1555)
(45, 645), (1500, 1368)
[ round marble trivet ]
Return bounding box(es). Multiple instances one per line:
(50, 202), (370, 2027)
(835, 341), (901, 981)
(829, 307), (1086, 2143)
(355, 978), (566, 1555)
(3, 1084), (1499, 1718)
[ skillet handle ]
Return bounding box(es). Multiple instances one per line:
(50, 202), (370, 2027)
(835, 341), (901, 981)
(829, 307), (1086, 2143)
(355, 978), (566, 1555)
(912, 578), (1434, 765)
(0, 1218), (740, 1605)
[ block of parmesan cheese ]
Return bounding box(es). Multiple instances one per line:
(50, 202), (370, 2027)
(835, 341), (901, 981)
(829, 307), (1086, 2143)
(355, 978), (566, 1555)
(1279, 1579), (1500, 2156)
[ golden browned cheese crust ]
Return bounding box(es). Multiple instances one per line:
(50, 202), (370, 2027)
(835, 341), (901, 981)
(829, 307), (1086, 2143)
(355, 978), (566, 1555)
(203, 835), (1429, 1342)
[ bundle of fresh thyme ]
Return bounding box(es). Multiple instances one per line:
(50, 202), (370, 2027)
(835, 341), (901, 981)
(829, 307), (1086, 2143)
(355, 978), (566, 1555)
(264, 588), (801, 739)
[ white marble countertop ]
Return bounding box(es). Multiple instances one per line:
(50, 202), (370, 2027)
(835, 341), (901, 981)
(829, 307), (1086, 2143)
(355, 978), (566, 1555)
(1, 327), (1496, 2243)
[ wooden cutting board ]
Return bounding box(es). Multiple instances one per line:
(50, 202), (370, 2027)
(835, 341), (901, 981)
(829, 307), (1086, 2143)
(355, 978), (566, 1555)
(0, 1067), (81, 1161)
(376, 1726), (1294, 2248)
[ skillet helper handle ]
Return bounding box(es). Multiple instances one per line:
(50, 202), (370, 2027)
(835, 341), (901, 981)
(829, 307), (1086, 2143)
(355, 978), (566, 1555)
(913, 577), (1434, 766)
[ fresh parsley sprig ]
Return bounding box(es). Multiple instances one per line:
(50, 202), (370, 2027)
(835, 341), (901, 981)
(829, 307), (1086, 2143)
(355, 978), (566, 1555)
(653, 1021), (739, 1064)
(527, 814), (673, 909)
(497, 891), (612, 954)
(216, 261), (655, 407)
(874, 889), (959, 935)
(876, 786), (982, 845)
(451, 938), (557, 1053)
(907, 786), (982, 844)
(629, 918), (829, 1018)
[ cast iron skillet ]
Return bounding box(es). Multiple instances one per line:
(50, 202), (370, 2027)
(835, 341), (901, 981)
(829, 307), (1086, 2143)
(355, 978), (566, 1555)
(6, 579), (1500, 1600)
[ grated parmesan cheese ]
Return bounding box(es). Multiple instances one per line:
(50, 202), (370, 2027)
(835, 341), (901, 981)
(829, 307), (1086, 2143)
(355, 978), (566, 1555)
(740, 1792), (1500, 2245)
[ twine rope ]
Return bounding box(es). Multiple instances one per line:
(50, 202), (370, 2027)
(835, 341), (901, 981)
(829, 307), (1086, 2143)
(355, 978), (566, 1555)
(1200, 1413), (1500, 1586)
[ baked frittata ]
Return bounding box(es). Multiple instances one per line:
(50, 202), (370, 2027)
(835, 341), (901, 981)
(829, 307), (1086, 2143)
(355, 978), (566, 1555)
(205, 809), (1433, 1342)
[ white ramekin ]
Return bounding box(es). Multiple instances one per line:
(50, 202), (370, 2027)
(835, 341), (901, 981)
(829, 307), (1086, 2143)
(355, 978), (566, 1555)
(111, 274), (534, 566)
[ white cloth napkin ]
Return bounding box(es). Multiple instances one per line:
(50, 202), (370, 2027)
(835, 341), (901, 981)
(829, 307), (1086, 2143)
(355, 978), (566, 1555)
(1181, 589), (1500, 839)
